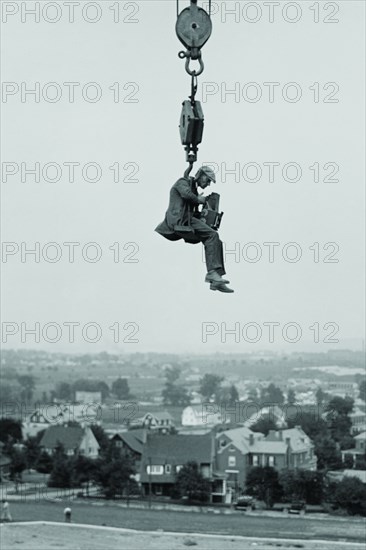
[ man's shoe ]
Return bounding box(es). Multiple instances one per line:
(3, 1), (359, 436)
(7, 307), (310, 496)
(205, 271), (230, 284)
(210, 282), (234, 293)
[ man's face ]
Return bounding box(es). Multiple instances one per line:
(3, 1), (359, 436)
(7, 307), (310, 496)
(198, 174), (211, 189)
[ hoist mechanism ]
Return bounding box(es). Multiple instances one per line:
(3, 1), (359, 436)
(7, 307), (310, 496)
(176, 0), (212, 168)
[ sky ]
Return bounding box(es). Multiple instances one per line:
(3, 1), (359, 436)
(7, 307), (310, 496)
(1, 0), (365, 354)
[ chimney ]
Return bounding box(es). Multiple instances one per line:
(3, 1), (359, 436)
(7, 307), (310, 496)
(285, 437), (290, 446)
(249, 433), (254, 446)
(279, 430), (283, 440)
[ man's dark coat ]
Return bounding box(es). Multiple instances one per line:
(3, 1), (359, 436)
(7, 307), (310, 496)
(155, 177), (200, 241)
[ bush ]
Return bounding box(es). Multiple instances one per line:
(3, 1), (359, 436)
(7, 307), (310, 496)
(327, 477), (366, 516)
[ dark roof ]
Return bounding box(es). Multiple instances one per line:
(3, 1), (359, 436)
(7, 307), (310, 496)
(40, 426), (85, 451)
(128, 428), (147, 444)
(140, 433), (214, 484)
(115, 432), (143, 455)
(142, 434), (213, 464)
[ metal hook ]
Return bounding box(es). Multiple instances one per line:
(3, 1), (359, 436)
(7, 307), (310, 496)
(184, 161), (194, 178)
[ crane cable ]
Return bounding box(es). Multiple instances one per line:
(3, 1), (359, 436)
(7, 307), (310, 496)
(177, 0), (212, 18)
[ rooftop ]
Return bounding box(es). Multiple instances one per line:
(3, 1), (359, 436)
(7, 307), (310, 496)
(141, 433), (213, 464)
(40, 426), (87, 451)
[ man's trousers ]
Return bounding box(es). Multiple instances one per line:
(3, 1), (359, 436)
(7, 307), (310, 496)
(190, 218), (226, 276)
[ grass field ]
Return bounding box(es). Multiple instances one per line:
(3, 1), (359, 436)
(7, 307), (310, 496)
(1, 522), (365, 550)
(3, 500), (365, 544)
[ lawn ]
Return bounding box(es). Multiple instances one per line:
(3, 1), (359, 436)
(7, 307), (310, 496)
(1, 523), (365, 550)
(4, 500), (365, 543)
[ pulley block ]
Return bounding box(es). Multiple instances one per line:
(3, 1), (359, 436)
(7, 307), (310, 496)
(176, 2), (212, 53)
(179, 99), (204, 148)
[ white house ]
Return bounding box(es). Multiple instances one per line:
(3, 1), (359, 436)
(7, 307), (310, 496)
(181, 404), (223, 427)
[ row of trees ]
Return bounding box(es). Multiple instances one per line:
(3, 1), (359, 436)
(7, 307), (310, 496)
(246, 465), (366, 516)
(55, 377), (132, 402)
(2, 423), (135, 499)
(162, 371), (340, 409)
(0, 375), (133, 407)
(161, 369), (240, 407)
(47, 444), (136, 499)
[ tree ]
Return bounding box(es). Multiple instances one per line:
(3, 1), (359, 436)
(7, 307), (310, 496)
(111, 378), (130, 400)
(326, 395), (354, 417)
(199, 374), (223, 401)
(55, 382), (72, 401)
(0, 419), (22, 444)
(162, 383), (191, 406)
(358, 380), (366, 402)
(287, 412), (328, 441)
(17, 375), (35, 402)
(0, 382), (20, 405)
(24, 436), (42, 470)
(260, 384), (284, 406)
(245, 466), (282, 508)
(9, 449), (27, 491)
(325, 396), (354, 449)
(161, 367), (191, 406)
(314, 435), (343, 470)
(48, 444), (73, 488)
(35, 451), (53, 474)
(279, 470), (324, 504)
(250, 417), (278, 436)
(217, 384), (239, 407)
(93, 454), (135, 499)
(287, 388), (296, 405)
(174, 461), (211, 502)
(164, 366), (181, 384)
(329, 477), (366, 516)
(72, 379), (109, 400)
(71, 455), (96, 495)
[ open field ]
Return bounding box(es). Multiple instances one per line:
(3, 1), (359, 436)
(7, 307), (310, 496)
(3, 501), (365, 543)
(1, 523), (365, 550)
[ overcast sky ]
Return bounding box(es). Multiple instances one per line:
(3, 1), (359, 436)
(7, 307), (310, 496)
(1, 1), (365, 354)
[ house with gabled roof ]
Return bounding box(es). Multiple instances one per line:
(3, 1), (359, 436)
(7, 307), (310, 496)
(140, 433), (216, 497)
(111, 428), (147, 476)
(259, 427), (316, 469)
(40, 425), (100, 459)
(214, 426), (316, 501)
(131, 411), (175, 433)
(181, 404), (225, 427)
(22, 403), (100, 439)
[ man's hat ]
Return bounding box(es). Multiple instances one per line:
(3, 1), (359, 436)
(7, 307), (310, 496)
(196, 166), (217, 183)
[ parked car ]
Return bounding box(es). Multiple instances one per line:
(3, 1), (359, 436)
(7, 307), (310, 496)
(289, 500), (306, 514)
(234, 495), (256, 510)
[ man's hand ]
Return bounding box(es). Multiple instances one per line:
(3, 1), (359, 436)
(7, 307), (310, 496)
(198, 194), (207, 205)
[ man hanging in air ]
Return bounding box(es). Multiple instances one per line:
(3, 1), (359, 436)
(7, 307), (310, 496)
(155, 166), (234, 293)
